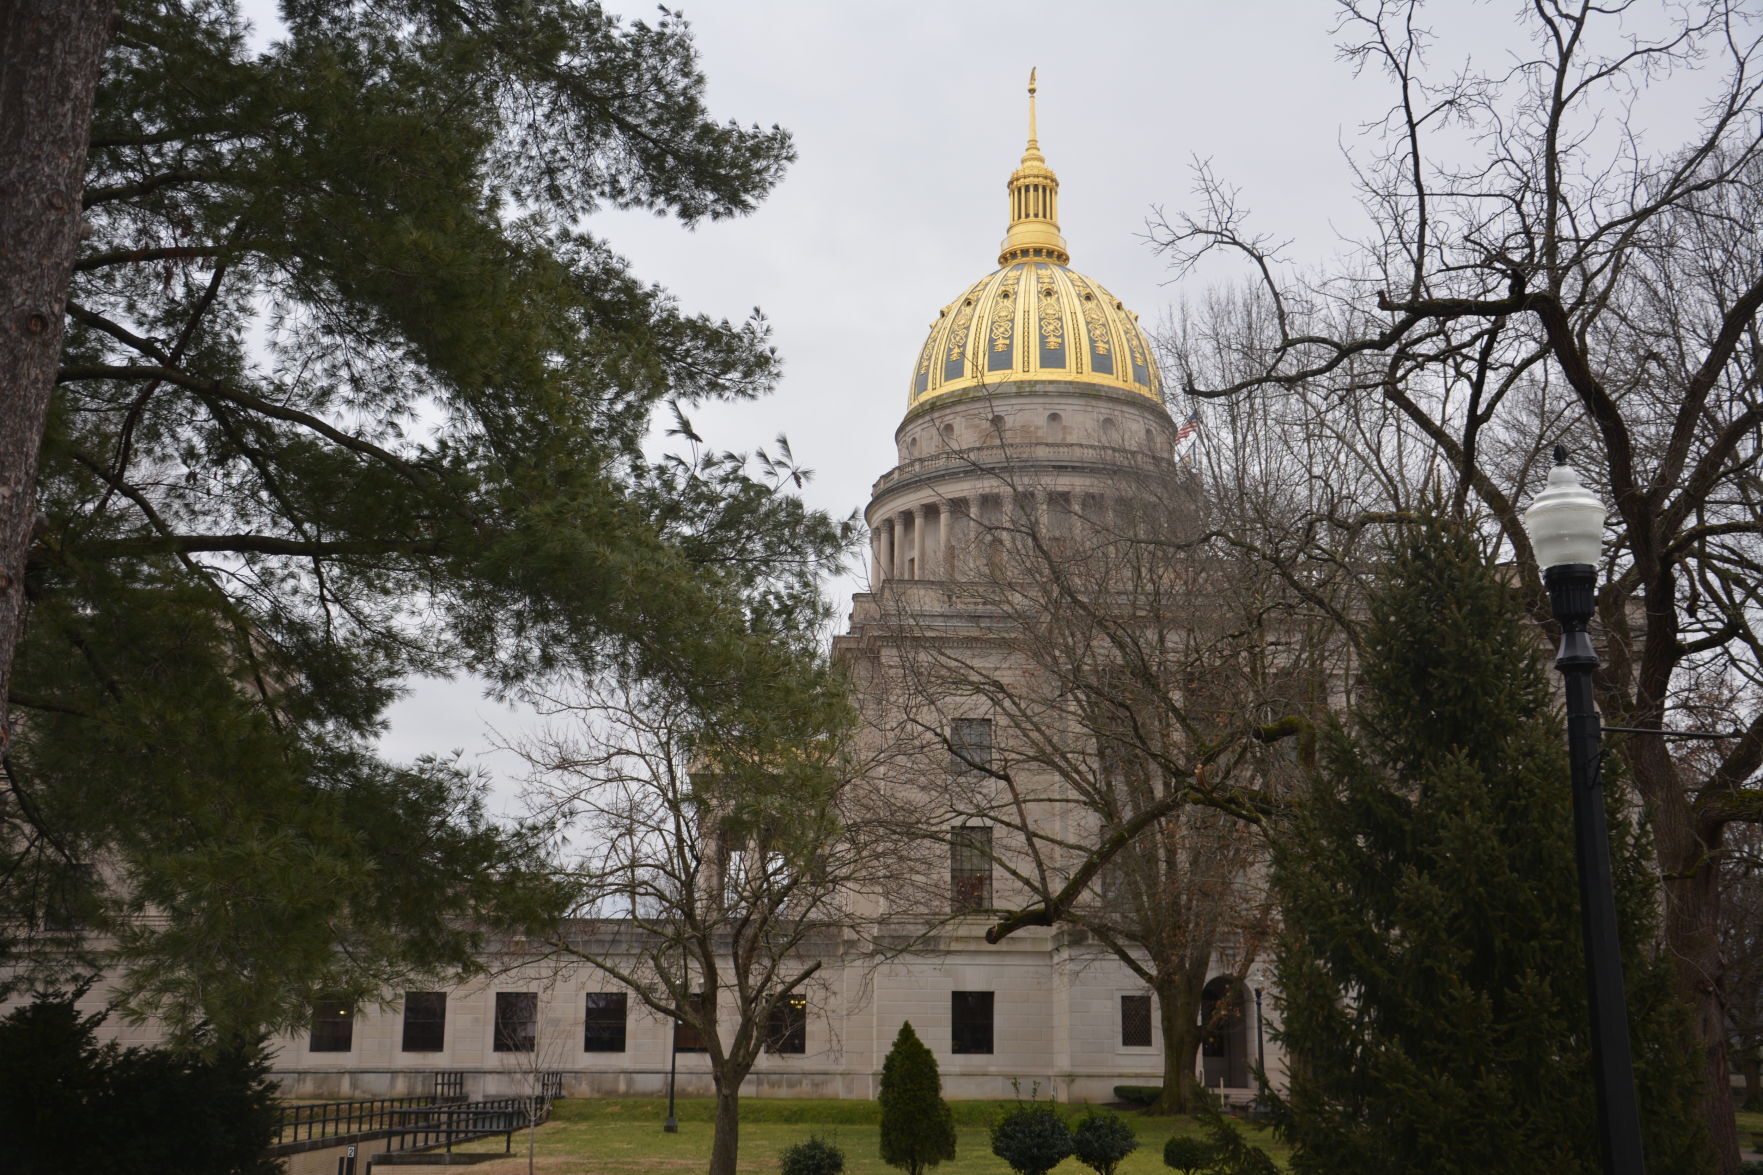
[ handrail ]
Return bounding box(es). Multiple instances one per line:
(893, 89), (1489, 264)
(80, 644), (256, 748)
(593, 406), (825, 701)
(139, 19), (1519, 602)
(269, 1092), (552, 1158)
(273, 1095), (448, 1144)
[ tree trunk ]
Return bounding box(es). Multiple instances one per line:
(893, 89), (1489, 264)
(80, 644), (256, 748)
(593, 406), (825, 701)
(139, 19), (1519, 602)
(1740, 1053), (1761, 1114)
(1152, 974), (1203, 1115)
(707, 1077), (741, 1175)
(1639, 737), (1741, 1175)
(1661, 859), (1741, 1172)
(0, 0), (113, 759)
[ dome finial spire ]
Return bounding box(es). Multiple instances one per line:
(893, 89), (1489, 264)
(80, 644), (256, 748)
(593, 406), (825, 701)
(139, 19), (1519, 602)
(999, 68), (1069, 266)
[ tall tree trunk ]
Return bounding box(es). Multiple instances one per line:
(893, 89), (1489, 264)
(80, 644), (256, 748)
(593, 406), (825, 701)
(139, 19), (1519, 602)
(707, 1075), (741, 1175)
(1153, 974), (1203, 1115)
(0, 0), (113, 759)
(1660, 837), (1741, 1173)
(1740, 1053), (1760, 1114)
(1629, 716), (1741, 1175)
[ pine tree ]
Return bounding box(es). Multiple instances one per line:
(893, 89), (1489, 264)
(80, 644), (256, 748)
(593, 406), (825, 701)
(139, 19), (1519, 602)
(0, 990), (279, 1174)
(3, 0), (851, 1038)
(1270, 517), (1709, 1174)
(878, 1021), (956, 1175)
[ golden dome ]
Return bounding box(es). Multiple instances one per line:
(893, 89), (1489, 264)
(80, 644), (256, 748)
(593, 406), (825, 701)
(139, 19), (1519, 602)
(906, 71), (1162, 412)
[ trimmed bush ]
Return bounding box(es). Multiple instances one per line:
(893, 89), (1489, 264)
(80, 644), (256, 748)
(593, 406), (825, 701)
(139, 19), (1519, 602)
(1071, 1109), (1138, 1175)
(0, 991), (279, 1175)
(1112, 1084), (1161, 1106)
(878, 1022), (956, 1175)
(1162, 1134), (1215, 1174)
(780, 1134), (845, 1175)
(990, 1100), (1074, 1175)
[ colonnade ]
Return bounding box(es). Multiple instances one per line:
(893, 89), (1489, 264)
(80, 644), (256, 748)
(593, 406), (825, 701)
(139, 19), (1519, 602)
(871, 490), (1124, 584)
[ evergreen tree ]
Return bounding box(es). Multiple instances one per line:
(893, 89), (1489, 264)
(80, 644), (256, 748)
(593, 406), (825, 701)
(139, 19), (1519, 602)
(878, 1021), (956, 1175)
(1270, 517), (1708, 1174)
(3, 1), (851, 1038)
(0, 990), (279, 1174)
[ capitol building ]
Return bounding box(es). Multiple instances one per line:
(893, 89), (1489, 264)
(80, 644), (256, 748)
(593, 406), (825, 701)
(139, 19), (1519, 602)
(186, 78), (1284, 1108)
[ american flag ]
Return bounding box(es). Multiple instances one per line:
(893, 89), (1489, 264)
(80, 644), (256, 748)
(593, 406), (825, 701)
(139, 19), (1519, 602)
(1174, 411), (1200, 443)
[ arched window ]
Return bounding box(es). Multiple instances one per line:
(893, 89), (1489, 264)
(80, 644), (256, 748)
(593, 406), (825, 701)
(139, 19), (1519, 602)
(990, 414), (1006, 441)
(1046, 412), (1063, 442)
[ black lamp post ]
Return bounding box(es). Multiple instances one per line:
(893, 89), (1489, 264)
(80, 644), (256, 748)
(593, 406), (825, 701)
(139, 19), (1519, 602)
(664, 1015), (679, 1133)
(1252, 986), (1265, 1076)
(1524, 445), (1646, 1175)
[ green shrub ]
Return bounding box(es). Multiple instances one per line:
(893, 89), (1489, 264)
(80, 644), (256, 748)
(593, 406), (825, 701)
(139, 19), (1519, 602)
(0, 991), (279, 1175)
(780, 1134), (845, 1175)
(877, 1022), (956, 1174)
(1162, 1134), (1215, 1174)
(1071, 1109), (1138, 1175)
(990, 1100), (1074, 1175)
(1112, 1084), (1161, 1106)
(1738, 1162), (1763, 1175)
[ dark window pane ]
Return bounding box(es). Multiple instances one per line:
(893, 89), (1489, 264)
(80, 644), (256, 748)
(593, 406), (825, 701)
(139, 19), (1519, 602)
(951, 990), (993, 1055)
(765, 993), (807, 1055)
(950, 718), (993, 773)
(309, 997), (353, 1053)
(1121, 994), (1152, 1048)
(674, 991), (711, 1052)
(494, 992), (537, 1053)
(584, 992), (627, 1053)
(950, 825), (993, 913)
(402, 992), (446, 1052)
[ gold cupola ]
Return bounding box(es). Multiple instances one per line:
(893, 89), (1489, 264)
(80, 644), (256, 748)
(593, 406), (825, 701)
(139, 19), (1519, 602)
(998, 68), (1069, 266)
(906, 71), (1162, 413)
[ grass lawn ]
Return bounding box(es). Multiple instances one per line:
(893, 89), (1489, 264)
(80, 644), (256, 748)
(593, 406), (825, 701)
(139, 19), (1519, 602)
(435, 1096), (1292, 1174)
(1740, 1106), (1762, 1152)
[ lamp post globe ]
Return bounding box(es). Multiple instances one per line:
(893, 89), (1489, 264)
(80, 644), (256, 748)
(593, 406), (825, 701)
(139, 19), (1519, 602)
(1523, 445), (1644, 1175)
(1525, 443), (1606, 572)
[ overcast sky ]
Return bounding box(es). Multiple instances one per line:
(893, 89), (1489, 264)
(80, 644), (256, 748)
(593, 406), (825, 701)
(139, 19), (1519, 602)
(244, 0), (1703, 813)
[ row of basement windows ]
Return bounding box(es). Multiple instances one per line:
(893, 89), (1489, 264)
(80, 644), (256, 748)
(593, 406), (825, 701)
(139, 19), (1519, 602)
(316, 991), (1155, 1056)
(309, 991), (809, 1056)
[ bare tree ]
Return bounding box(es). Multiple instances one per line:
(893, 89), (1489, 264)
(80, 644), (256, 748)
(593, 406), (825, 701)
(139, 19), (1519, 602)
(1152, 2), (1763, 1164)
(516, 677), (893, 1175)
(859, 449), (1336, 1112)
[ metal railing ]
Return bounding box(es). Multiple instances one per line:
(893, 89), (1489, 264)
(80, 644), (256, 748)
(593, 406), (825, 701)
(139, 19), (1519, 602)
(270, 1091), (553, 1160)
(274, 1096), (443, 1145)
(376, 1096), (549, 1156)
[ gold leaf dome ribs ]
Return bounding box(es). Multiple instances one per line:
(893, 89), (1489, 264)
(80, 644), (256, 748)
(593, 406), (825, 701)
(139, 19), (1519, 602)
(906, 70), (1162, 413)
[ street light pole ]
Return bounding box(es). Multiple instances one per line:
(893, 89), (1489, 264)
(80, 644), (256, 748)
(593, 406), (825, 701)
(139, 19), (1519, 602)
(664, 1016), (679, 1133)
(1252, 986), (1265, 1077)
(1525, 447), (1646, 1175)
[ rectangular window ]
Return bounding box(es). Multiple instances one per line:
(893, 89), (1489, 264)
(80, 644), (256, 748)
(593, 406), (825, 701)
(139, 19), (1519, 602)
(674, 991), (711, 1053)
(951, 990), (994, 1055)
(583, 992), (627, 1053)
(1121, 994), (1153, 1048)
(765, 993), (807, 1055)
(401, 992), (447, 1053)
(950, 825), (993, 913)
(308, 997), (353, 1053)
(950, 718), (993, 773)
(494, 992), (537, 1053)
